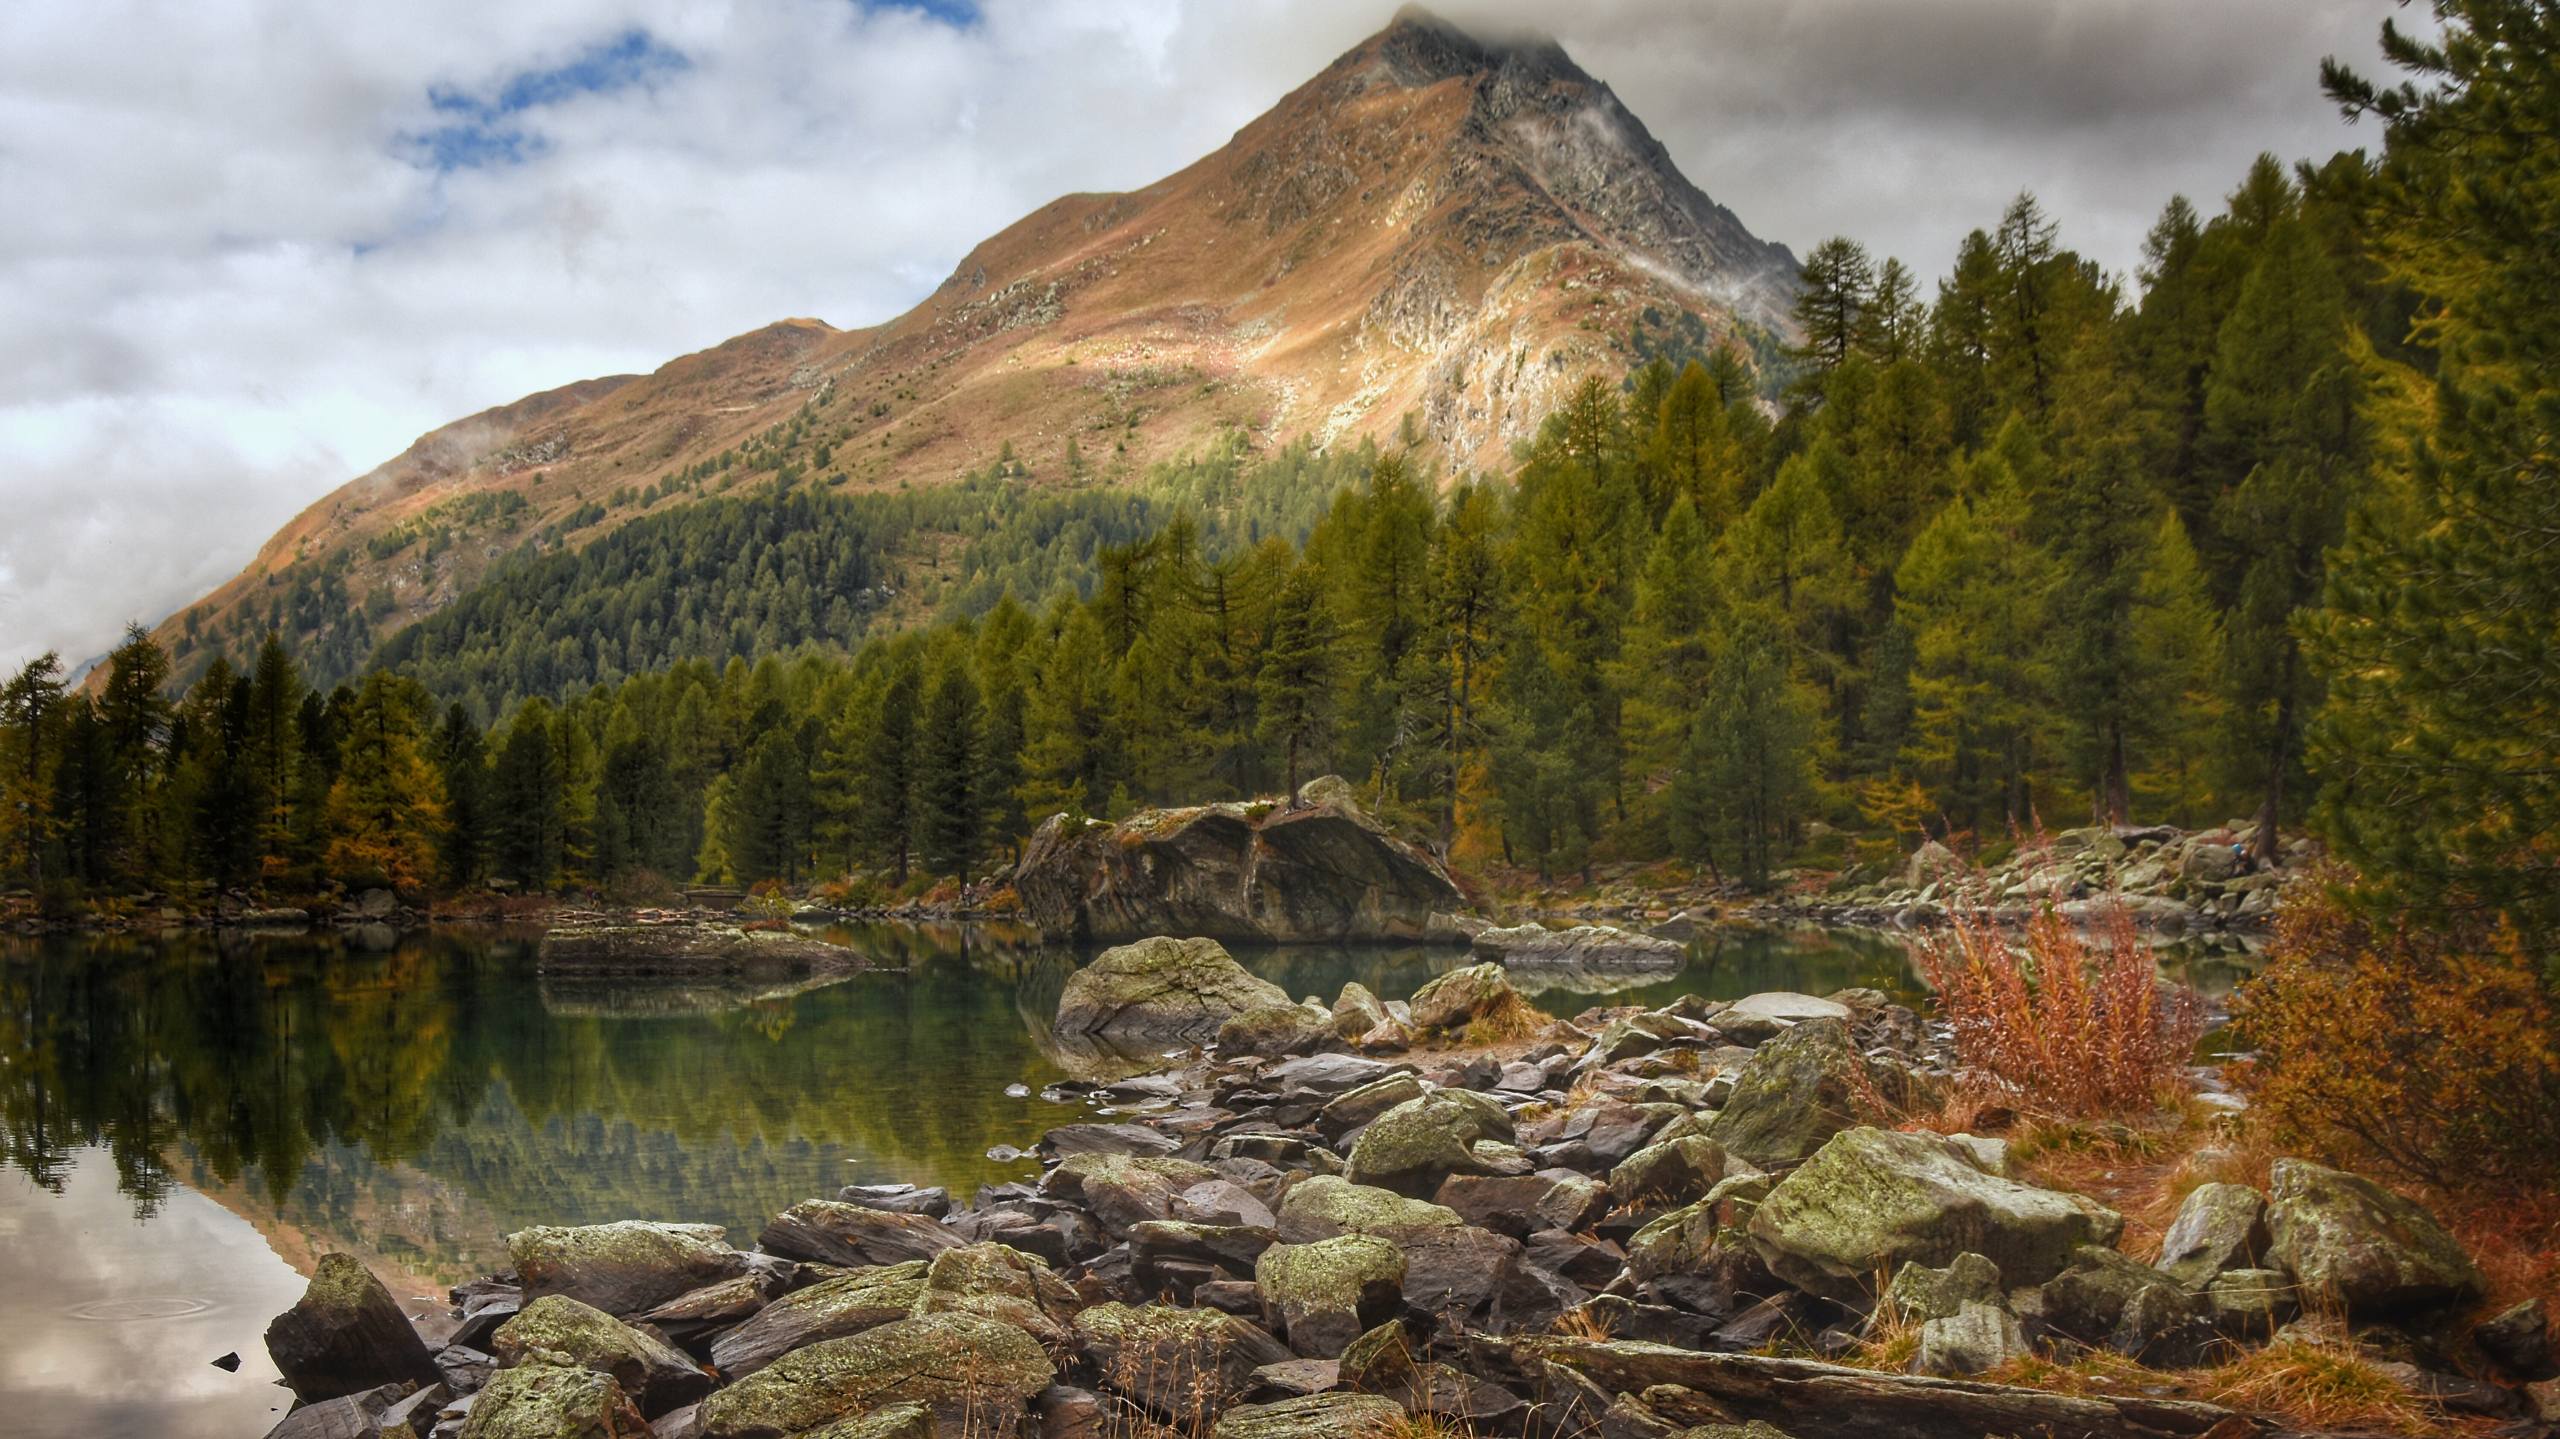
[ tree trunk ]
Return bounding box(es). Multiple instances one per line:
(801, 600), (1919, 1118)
(2101, 722), (2132, 826)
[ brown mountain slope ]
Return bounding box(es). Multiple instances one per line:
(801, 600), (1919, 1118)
(143, 6), (1797, 684)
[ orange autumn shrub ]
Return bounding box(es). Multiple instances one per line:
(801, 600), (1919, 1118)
(2233, 882), (2560, 1186)
(1913, 906), (2202, 1117)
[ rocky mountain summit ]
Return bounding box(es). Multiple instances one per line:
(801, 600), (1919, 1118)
(257, 939), (2551, 1439)
(134, 6), (1796, 693)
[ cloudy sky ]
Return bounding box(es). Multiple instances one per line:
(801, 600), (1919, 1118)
(0, 0), (2401, 673)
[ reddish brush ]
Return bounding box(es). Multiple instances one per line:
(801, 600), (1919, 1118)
(1915, 907), (2202, 1117)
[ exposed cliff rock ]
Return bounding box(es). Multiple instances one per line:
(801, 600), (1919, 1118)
(1013, 778), (1471, 943)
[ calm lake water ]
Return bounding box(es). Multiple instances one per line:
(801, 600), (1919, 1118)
(0, 920), (2253, 1438)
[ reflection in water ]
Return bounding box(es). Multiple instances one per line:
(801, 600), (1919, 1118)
(0, 919), (2251, 1439)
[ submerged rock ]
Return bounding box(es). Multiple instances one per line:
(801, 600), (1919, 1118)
(1470, 921), (1685, 968)
(535, 921), (866, 979)
(1014, 778), (1469, 943)
(1052, 936), (1292, 1047)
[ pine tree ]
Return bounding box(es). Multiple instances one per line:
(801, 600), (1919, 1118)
(1792, 237), (1876, 383)
(95, 623), (171, 887)
(914, 653), (982, 878)
(242, 634), (305, 883)
(1258, 562), (1338, 803)
(2204, 215), (2366, 858)
(1614, 495), (1719, 812)
(857, 651), (921, 883)
(1692, 614), (1820, 886)
(435, 703), (490, 886)
(0, 653), (68, 889)
(1894, 453), (2060, 832)
(491, 700), (566, 888)
(324, 671), (445, 890)
(2312, 0), (2560, 937)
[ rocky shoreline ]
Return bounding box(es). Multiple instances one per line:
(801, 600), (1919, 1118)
(250, 936), (2556, 1439)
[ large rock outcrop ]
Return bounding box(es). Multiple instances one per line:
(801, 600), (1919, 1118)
(1014, 779), (1469, 943)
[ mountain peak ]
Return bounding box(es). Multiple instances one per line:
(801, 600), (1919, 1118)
(1364, 5), (1580, 91)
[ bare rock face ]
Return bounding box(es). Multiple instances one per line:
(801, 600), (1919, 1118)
(1014, 779), (1470, 943)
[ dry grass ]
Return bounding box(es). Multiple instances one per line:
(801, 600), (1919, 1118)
(1981, 1348), (2167, 1398)
(1547, 1304), (1615, 1342)
(2202, 1339), (2445, 1436)
(1913, 907), (2203, 1118)
(1459, 988), (1549, 1046)
(1836, 1283), (1924, 1373)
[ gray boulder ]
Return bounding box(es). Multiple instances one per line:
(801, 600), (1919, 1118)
(1345, 1089), (1514, 1196)
(1470, 921), (1685, 968)
(2154, 1182), (2268, 1289)
(1211, 1393), (1406, 1439)
(455, 1353), (647, 1439)
(2266, 1158), (2481, 1315)
(1405, 962), (1523, 1034)
(1914, 1300), (2030, 1377)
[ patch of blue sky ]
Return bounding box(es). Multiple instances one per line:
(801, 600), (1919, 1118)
(401, 28), (690, 173)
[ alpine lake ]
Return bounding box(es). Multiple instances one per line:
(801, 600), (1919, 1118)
(0, 920), (2263, 1438)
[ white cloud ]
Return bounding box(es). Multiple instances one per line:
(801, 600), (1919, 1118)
(0, 0), (2400, 672)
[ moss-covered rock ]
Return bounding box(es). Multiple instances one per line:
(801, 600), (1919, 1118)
(2265, 1158), (2481, 1315)
(1344, 1089), (1513, 1196)
(1705, 1018), (1870, 1168)
(911, 1242), (1082, 1343)
(458, 1353), (650, 1439)
(1406, 963), (1517, 1033)
(698, 1313), (1051, 1439)
(1276, 1175), (1464, 1243)
(1053, 936), (1293, 1045)
(708, 1263), (928, 1380)
(797, 1404), (934, 1439)
(263, 1251), (440, 1402)
(1210, 1391), (1405, 1438)
(1217, 1002), (1339, 1059)
(506, 1222), (751, 1317)
(1746, 1127), (2122, 1300)
(1073, 1302), (1291, 1422)
(491, 1295), (710, 1416)
(1256, 1235), (1406, 1358)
